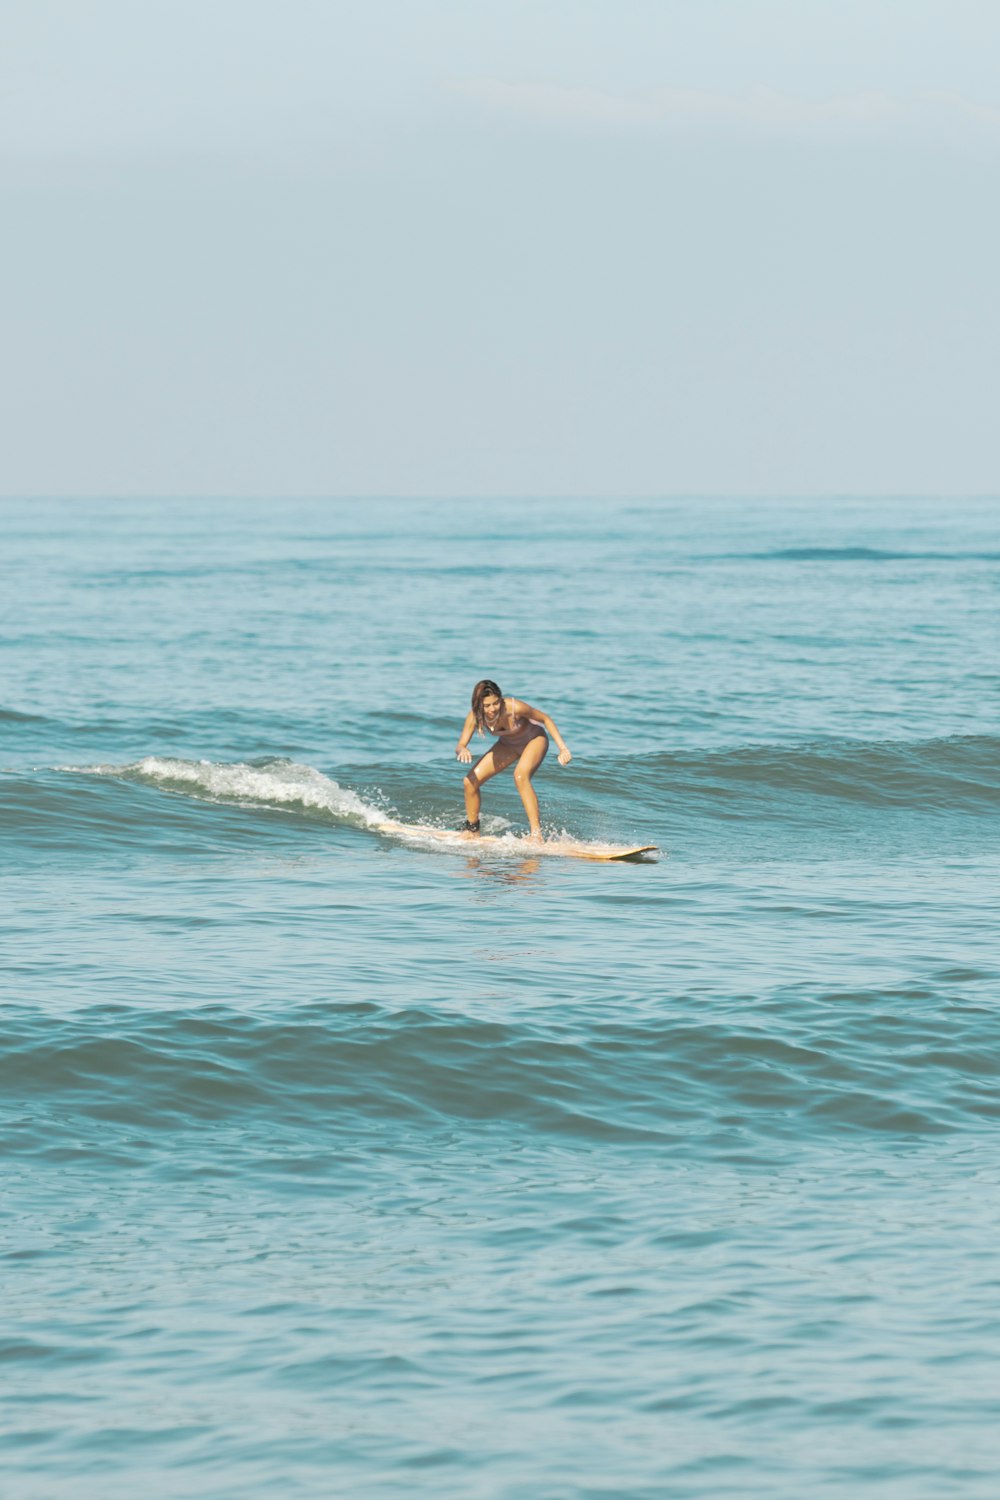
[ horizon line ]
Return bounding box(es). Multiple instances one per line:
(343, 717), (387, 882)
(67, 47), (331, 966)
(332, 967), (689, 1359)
(2, 492), (998, 505)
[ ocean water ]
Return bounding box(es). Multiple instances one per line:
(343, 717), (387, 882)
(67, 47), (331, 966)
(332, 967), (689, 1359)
(2, 495), (999, 1499)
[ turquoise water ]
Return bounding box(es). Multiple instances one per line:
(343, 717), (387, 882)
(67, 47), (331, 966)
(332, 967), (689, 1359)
(3, 496), (1000, 1498)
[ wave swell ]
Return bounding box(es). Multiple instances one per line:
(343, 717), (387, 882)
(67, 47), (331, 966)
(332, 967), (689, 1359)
(2, 998), (994, 1158)
(598, 735), (1000, 813)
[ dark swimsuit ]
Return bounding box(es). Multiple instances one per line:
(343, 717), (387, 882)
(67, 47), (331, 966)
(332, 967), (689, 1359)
(487, 699), (547, 753)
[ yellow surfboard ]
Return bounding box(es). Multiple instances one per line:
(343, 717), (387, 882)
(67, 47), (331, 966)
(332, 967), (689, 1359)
(376, 820), (659, 862)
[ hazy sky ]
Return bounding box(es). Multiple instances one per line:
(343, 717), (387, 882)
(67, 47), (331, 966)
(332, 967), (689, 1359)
(3, 1), (999, 497)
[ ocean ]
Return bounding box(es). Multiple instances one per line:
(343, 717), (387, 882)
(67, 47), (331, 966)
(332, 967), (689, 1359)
(2, 495), (999, 1498)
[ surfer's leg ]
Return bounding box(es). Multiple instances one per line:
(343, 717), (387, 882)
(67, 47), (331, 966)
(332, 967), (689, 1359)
(513, 734), (549, 838)
(463, 743), (519, 829)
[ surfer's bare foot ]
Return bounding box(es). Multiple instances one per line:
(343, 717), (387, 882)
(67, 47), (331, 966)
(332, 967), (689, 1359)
(460, 819), (480, 837)
(525, 828), (543, 844)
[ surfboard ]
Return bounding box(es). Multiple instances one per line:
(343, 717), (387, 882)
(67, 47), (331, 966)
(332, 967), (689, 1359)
(375, 820), (659, 862)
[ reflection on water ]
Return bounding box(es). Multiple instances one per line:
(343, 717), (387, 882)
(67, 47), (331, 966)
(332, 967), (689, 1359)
(456, 854), (544, 888)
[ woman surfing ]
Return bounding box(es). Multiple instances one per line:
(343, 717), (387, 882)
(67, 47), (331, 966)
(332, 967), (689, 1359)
(455, 679), (571, 840)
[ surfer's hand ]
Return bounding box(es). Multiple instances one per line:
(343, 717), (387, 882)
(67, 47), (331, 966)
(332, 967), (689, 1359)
(558, 748), (572, 766)
(456, 745), (472, 763)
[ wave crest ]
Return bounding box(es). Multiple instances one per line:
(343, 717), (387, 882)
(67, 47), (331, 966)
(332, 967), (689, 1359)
(82, 756), (386, 827)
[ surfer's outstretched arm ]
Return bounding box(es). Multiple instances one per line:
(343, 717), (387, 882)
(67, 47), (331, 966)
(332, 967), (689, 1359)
(513, 701), (572, 767)
(455, 711), (475, 764)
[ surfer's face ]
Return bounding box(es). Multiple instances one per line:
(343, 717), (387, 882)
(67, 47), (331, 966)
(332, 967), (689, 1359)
(482, 694), (502, 722)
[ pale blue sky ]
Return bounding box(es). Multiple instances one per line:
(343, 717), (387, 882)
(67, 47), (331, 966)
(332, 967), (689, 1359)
(3, 1), (998, 496)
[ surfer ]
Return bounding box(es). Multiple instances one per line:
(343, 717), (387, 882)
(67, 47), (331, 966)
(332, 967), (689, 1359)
(455, 679), (571, 840)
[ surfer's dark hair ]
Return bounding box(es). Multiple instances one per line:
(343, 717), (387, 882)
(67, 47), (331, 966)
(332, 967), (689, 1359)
(472, 679), (503, 735)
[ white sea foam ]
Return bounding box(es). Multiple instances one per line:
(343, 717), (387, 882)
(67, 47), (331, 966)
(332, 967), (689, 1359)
(77, 756), (386, 827)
